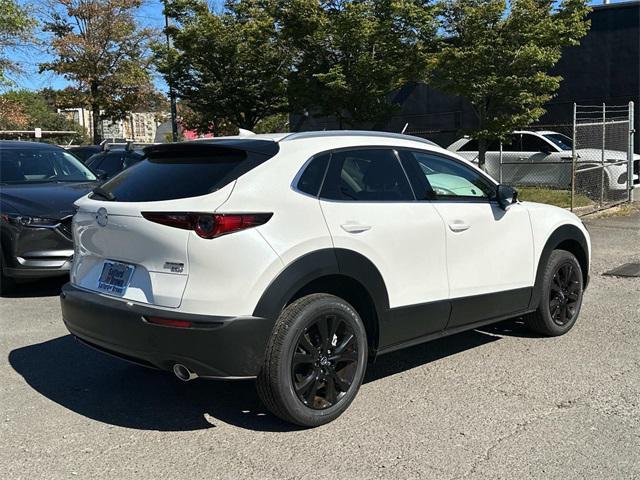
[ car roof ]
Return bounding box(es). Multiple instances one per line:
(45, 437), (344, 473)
(68, 145), (101, 150)
(0, 140), (64, 150)
(185, 130), (438, 150)
(513, 130), (560, 136)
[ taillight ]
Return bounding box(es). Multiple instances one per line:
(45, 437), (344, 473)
(141, 212), (272, 239)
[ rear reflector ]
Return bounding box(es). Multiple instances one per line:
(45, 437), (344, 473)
(141, 212), (272, 239)
(146, 316), (193, 328)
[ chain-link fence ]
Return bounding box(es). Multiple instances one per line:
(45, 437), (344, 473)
(494, 103), (635, 216)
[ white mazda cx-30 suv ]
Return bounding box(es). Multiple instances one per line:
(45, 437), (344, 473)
(61, 131), (590, 427)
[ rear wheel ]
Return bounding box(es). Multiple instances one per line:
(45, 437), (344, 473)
(256, 293), (368, 427)
(525, 250), (584, 336)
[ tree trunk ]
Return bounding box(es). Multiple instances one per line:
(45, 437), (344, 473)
(90, 82), (101, 145)
(478, 137), (487, 171)
(91, 105), (101, 145)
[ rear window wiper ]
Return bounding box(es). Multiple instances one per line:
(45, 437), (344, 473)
(91, 187), (116, 201)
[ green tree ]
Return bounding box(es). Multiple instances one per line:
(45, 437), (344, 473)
(0, 0), (36, 86)
(278, 0), (436, 128)
(0, 90), (88, 143)
(155, 0), (292, 133)
(432, 0), (590, 169)
(40, 0), (155, 143)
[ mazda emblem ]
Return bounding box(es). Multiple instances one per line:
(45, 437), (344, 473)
(96, 207), (108, 227)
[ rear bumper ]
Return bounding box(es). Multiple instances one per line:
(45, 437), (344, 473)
(60, 283), (275, 378)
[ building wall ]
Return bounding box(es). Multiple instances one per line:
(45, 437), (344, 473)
(60, 109), (161, 144)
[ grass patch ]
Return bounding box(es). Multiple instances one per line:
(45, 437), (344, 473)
(517, 187), (592, 209)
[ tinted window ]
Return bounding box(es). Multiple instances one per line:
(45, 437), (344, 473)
(0, 147), (96, 183)
(458, 139), (478, 151)
(98, 153), (126, 177)
(502, 134), (521, 152)
(297, 154), (330, 196)
(320, 149), (413, 201)
(98, 144), (273, 202)
(543, 133), (572, 151)
(69, 146), (101, 162)
(521, 134), (553, 152)
(457, 138), (500, 152)
(403, 151), (494, 199)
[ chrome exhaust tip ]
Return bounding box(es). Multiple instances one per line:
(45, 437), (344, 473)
(173, 363), (198, 382)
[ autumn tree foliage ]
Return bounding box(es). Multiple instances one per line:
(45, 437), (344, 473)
(40, 0), (155, 143)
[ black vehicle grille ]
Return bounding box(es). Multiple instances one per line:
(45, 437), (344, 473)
(58, 217), (73, 240)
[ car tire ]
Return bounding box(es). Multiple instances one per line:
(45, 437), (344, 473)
(256, 293), (368, 427)
(525, 250), (584, 336)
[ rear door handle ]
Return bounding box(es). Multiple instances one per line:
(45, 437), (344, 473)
(449, 222), (470, 232)
(341, 223), (371, 233)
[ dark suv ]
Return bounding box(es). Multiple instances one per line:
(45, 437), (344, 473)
(0, 141), (99, 292)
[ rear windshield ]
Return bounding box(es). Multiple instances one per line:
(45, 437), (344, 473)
(95, 143), (277, 202)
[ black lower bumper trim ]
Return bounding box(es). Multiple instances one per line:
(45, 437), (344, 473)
(60, 283), (275, 378)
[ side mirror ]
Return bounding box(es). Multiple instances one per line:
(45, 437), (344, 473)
(95, 169), (108, 181)
(496, 184), (518, 209)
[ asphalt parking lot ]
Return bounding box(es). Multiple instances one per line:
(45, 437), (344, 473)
(1, 209), (639, 480)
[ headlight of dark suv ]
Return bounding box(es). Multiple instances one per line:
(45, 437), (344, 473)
(1, 214), (61, 228)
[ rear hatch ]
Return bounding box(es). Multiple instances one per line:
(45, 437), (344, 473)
(71, 141), (279, 308)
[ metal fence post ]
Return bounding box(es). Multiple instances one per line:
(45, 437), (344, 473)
(571, 103), (577, 212)
(629, 102), (635, 203)
(601, 103), (606, 207)
(499, 141), (503, 183)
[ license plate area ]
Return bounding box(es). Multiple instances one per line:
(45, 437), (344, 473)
(97, 261), (135, 296)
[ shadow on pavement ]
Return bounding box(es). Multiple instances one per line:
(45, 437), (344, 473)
(9, 322), (524, 432)
(2, 276), (68, 298)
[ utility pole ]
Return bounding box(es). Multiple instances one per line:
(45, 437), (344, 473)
(164, 2), (178, 142)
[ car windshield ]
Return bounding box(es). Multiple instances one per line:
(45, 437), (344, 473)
(543, 133), (573, 151)
(0, 148), (97, 184)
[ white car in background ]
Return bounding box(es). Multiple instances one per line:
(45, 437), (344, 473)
(448, 130), (639, 193)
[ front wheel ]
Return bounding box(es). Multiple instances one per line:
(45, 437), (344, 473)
(525, 250), (584, 336)
(256, 293), (368, 427)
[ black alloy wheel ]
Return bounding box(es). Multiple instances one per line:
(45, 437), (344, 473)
(548, 261), (581, 326)
(257, 293), (368, 427)
(524, 249), (584, 336)
(291, 313), (359, 410)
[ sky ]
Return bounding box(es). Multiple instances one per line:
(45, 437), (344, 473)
(4, 0), (631, 94)
(7, 0), (224, 92)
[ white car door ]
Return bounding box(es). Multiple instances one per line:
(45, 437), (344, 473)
(399, 150), (535, 329)
(519, 133), (569, 187)
(318, 148), (450, 341)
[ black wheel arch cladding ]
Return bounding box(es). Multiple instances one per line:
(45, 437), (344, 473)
(528, 224), (589, 311)
(252, 248), (389, 351)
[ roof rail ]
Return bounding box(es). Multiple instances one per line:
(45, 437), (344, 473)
(280, 130), (438, 147)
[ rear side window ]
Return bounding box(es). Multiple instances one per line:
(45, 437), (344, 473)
(296, 154), (330, 196)
(320, 149), (414, 201)
(458, 138), (500, 151)
(97, 143), (277, 202)
(98, 153), (125, 178)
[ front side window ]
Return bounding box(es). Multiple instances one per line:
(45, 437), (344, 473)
(320, 149), (414, 201)
(401, 150), (495, 200)
(542, 133), (572, 151)
(0, 148), (97, 184)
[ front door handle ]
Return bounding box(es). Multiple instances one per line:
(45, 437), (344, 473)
(449, 222), (470, 232)
(341, 223), (371, 233)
